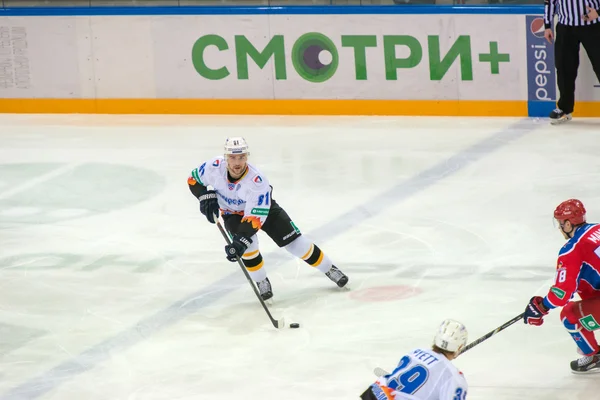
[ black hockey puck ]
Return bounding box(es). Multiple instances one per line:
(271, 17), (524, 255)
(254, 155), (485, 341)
(290, 323), (300, 329)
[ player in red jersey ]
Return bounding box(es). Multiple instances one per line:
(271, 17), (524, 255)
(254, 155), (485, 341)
(523, 199), (600, 374)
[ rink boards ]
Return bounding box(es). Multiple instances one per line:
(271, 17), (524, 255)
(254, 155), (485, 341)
(0, 6), (599, 117)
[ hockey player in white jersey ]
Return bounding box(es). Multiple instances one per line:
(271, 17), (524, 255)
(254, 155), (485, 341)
(188, 137), (349, 300)
(361, 319), (469, 400)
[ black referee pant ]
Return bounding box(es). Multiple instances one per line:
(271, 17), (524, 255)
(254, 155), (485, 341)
(555, 22), (600, 114)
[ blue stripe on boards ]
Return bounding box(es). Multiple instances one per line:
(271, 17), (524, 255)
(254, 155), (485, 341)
(0, 5), (545, 16)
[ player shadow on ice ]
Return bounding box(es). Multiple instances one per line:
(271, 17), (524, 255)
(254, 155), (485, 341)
(552, 118), (600, 127)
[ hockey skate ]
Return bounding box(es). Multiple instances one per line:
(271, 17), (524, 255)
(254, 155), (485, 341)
(549, 108), (572, 125)
(257, 277), (273, 301)
(570, 351), (600, 374)
(326, 265), (349, 288)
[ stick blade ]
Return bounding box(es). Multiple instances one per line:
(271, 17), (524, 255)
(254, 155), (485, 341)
(373, 367), (389, 377)
(274, 317), (285, 329)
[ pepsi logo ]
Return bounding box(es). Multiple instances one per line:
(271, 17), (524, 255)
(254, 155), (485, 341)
(530, 17), (546, 38)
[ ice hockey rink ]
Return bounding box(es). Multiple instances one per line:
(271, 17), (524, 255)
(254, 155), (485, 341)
(1, 113), (600, 400)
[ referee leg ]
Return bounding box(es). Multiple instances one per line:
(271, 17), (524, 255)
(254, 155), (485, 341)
(580, 23), (600, 84)
(555, 24), (581, 114)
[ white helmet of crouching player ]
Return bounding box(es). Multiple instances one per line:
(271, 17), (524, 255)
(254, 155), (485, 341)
(433, 319), (468, 359)
(224, 137), (250, 180)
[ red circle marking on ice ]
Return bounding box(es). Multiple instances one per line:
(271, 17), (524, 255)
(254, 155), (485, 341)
(349, 285), (423, 302)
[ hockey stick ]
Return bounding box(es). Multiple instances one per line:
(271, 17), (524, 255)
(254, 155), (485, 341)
(458, 312), (524, 355)
(372, 312), (525, 377)
(215, 219), (285, 329)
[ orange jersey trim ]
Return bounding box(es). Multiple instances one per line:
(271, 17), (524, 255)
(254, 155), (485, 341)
(241, 215), (262, 230)
(221, 209), (244, 216)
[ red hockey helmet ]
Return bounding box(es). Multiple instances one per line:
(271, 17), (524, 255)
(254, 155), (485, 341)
(554, 199), (586, 225)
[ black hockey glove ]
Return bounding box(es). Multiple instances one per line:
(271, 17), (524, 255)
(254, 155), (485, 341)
(225, 234), (252, 262)
(199, 190), (219, 224)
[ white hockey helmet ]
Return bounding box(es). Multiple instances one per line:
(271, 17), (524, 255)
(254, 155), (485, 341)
(434, 319), (468, 353)
(224, 137), (250, 156)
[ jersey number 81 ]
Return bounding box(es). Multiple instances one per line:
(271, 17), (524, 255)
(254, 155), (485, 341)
(257, 191), (270, 206)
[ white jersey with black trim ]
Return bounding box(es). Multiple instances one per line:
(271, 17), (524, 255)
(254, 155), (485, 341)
(190, 156), (272, 230)
(371, 348), (467, 400)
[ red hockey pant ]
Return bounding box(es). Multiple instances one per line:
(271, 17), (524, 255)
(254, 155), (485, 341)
(561, 297), (600, 356)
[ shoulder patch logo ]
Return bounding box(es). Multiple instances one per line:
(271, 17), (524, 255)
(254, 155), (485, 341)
(212, 159), (220, 167)
(191, 167), (203, 185)
(253, 175), (263, 184)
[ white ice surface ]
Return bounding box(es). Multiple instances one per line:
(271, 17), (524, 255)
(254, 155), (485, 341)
(0, 114), (600, 400)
